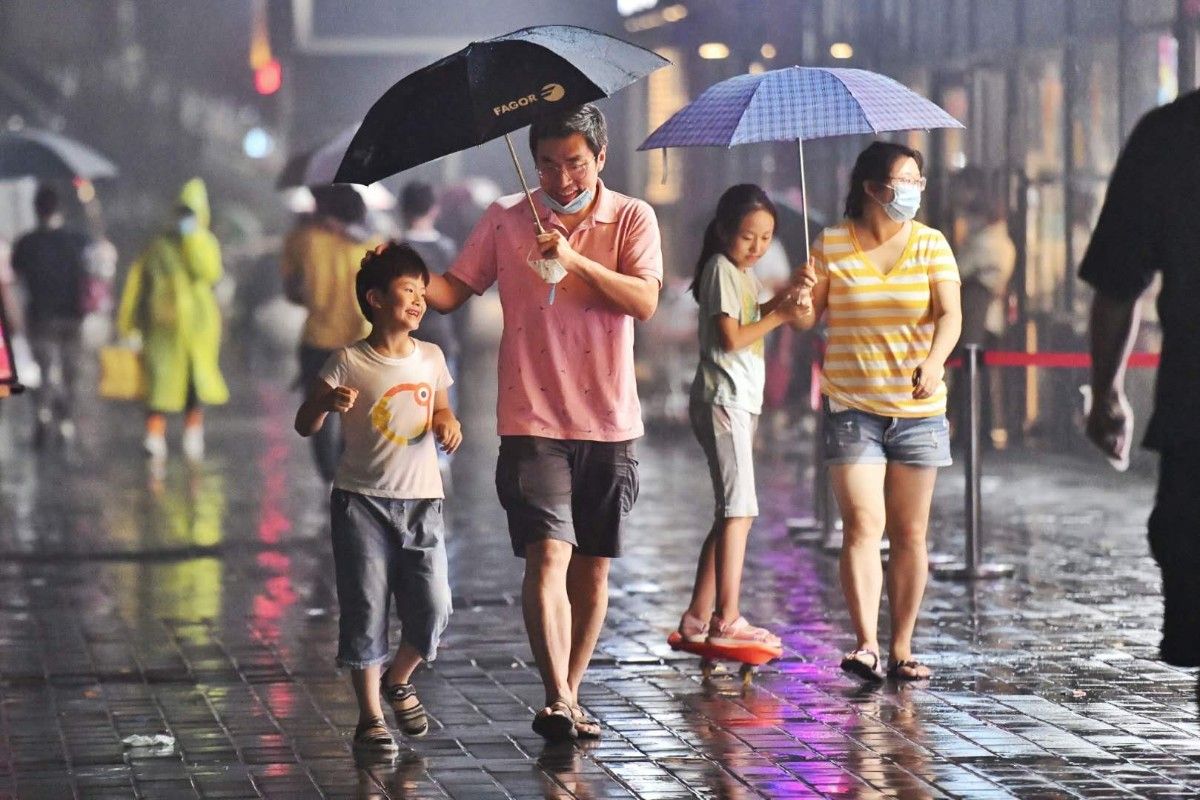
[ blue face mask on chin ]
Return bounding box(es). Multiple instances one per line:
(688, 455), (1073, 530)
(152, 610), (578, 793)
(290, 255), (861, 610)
(880, 183), (921, 222)
(540, 188), (593, 216)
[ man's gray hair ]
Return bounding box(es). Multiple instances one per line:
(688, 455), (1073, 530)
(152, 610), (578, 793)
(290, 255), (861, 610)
(529, 103), (608, 157)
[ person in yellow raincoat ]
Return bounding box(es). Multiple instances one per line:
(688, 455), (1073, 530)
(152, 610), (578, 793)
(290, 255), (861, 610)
(117, 178), (229, 460)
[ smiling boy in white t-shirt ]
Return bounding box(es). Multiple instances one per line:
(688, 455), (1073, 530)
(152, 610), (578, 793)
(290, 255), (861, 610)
(295, 241), (461, 753)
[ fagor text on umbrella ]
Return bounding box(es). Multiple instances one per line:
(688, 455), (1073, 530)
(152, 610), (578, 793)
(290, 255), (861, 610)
(493, 83), (566, 116)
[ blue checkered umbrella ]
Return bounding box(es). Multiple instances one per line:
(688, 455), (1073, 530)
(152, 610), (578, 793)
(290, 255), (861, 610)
(638, 66), (963, 257)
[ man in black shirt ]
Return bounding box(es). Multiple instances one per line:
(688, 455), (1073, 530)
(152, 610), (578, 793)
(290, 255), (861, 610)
(1081, 88), (1200, 671)
(12, 185), (91, 445)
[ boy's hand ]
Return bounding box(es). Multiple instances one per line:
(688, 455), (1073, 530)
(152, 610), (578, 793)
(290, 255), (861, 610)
(325, 386), (358, 413)
(434, 416), (462, 454)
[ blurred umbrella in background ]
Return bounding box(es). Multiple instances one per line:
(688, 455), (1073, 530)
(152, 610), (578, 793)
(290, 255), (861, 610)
(277, 125), (395, 215)
(335, 24), (669, 234)
(639, 66), (964, 259)
(276, 126), (356, 189)
(0, 128), (118, 180)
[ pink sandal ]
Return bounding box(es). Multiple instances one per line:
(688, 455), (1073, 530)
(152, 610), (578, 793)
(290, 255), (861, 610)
(706, 616), (782, 653)
(677, 611), (710, 643)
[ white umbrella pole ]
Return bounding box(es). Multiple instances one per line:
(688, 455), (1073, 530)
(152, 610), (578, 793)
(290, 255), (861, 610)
(798, 137), (811, 264)
(504, 133), (546, 236)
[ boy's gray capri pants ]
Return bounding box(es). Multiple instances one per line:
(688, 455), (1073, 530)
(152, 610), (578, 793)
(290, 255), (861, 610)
(330, 489), (452, 668)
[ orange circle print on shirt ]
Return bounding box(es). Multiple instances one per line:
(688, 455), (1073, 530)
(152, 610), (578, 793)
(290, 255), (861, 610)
(370, 382), (434, 446)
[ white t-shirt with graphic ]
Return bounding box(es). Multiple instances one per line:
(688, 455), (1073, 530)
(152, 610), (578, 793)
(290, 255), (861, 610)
(319, 339), (453, 499)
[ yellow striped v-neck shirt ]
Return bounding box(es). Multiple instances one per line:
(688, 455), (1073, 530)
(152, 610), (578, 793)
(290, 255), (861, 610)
(814, 221), (960, 418)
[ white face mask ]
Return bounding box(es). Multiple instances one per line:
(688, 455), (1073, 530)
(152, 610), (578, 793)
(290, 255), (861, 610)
(540, 188), (593, 216)
(879, 183), (922, 222)
(177, 215), (199, 235)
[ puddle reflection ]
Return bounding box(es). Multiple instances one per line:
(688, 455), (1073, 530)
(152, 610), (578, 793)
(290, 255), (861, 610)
(107, 462), (226, 622)
(840, 683), (935, 800)
(354, 752), (428, 799)
(537, 742), (597, 800)
(680, 682), (796, 799)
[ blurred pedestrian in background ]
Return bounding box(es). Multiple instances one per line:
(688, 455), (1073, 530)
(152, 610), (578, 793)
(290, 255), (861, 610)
(795, 141), (961, 683)
(11, 185), (91, 445)
(281, 184), (380, 483)
(401, 182), (461, 476)
(953, 170), (1015, 449)
(1082, 88), (1200, 675)
(0, 236), (19, 400)
(117, 178), (229, 461)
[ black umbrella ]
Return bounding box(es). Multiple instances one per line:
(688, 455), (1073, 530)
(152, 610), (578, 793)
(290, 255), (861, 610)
(335, 25), (669, 232)
(0, 128), (118, 180)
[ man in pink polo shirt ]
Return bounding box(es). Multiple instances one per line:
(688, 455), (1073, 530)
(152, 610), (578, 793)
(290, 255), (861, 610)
(425, 104), (662, 741)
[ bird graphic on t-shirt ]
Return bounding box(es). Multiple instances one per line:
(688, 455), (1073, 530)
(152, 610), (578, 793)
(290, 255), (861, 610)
(370, 382), (434, 447)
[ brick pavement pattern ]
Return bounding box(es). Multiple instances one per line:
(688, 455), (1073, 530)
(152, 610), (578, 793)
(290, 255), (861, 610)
(0, 351), (1196, 799)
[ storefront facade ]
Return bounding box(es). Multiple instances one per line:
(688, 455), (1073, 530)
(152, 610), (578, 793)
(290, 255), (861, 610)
(857, 0), (1198, 440)
(627, 0), (1199, 444)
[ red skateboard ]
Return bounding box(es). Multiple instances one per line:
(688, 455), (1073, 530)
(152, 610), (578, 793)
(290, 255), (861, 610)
(667, 631), (782, 687)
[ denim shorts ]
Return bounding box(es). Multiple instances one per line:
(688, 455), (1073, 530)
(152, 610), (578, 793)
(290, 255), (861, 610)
(330, 489), (453, 668)
(689, 400), (758, 518)
(823, 402), (952, 467)
(496, 436), (639, 558)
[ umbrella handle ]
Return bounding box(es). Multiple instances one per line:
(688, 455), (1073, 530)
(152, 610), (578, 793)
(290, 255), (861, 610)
(504, 133), (546, 237)
(798, 138), (811, 264)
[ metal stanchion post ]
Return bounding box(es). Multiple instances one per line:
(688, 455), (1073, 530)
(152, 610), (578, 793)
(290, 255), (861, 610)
(934, 345), (1014, 580)
(788, 404), (829, 543)
(820, 464), (844, 553)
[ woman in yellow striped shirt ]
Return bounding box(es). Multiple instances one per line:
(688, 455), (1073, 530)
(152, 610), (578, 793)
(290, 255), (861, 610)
(795, 141), (961, 682)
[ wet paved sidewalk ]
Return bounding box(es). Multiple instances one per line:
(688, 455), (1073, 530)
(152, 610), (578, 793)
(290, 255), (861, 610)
(0, 350), (1197, 799)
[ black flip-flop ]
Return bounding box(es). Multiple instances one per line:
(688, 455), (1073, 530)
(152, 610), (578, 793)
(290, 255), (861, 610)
(887, 658), (931, 681)
(840, 649), (884, 683)
(532, 700), (577, 742)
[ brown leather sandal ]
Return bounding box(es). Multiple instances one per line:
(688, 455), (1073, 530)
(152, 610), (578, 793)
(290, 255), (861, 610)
(532, 699), (577, 742)
(571, 704), (601, 740)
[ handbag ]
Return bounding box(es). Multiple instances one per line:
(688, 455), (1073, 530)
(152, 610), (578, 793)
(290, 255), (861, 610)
(98, 344), (146, 401)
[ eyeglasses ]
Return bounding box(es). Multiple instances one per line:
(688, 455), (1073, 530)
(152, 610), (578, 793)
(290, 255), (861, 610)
(888, 176), (927, 190)
(536, 158), (594, 182)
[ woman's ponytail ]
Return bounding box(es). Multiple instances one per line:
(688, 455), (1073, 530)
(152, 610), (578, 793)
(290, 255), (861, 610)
(689, 218), (724, 302)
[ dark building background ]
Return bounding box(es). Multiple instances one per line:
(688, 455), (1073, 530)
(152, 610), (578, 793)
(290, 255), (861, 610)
(2, 0), (1197, 445)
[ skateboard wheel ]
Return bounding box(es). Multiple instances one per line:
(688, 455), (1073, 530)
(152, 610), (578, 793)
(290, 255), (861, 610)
(739, 664), (755, 687)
